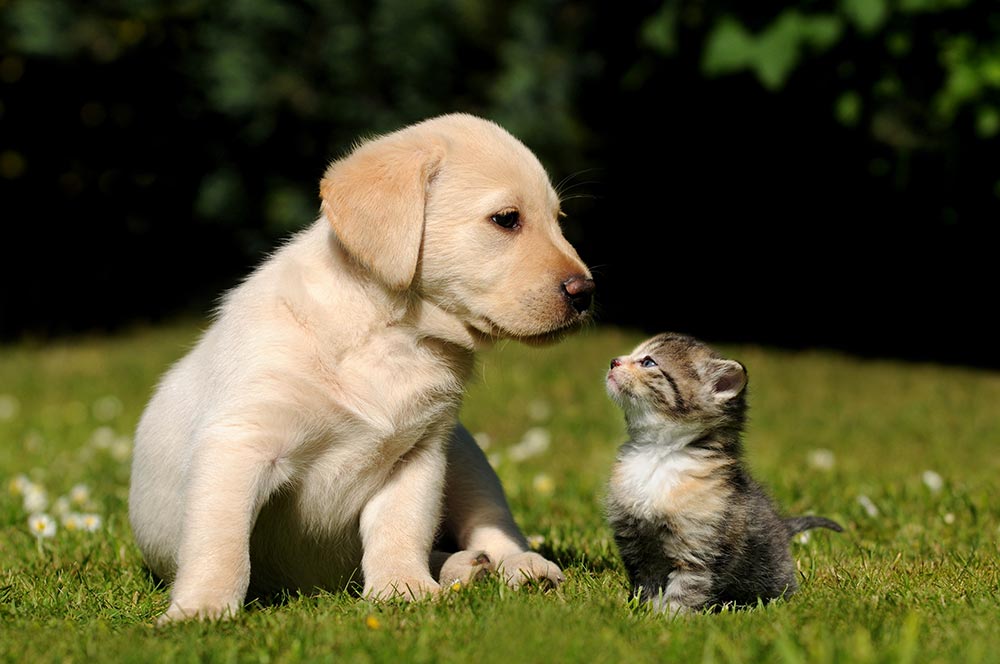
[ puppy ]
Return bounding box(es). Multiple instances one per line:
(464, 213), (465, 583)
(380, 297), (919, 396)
(128, 113), (595, 622)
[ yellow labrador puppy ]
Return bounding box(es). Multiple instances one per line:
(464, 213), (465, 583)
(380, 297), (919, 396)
(129, 113), (595, 622)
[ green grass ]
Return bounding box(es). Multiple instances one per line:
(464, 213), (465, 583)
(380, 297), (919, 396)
(1, 322), (998, 663)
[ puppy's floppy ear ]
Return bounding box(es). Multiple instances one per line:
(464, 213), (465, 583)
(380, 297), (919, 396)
(320, 129), (444, 290)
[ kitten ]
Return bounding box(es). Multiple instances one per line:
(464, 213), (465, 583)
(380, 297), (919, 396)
(604, 332), (841, 614)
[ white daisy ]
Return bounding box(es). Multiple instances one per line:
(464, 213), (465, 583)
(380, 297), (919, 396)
(69, 483), (91, 506)
(62, 512), (84, 531)
(472, 432), (492, 450)
(90, 426), (115, 449)
(922, 470), (944, 493)
(526, 534), (545, 549)
(8, 474), (33, 497)
(79, 513), (102, 533)
(23, 485), (48, 513)
(532, 473), (555, 497)
(0, 394), (20, 421)
(111, 436), (132, 461)
(507, 427), (551, 462)
(52, 496), (72, 516)
(807, 449), (836, 470)
(857, 494), (879, 517)
(28, 513), (56, 538)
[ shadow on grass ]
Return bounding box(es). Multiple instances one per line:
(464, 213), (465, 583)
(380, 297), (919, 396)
(537, 542), (623, 576)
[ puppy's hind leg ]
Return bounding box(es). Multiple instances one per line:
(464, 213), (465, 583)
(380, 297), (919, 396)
(441, 424), (565, 589)
(159, 429), (287, 624)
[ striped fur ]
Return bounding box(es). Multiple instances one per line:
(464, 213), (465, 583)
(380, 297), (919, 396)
(605, 333), (841, 613)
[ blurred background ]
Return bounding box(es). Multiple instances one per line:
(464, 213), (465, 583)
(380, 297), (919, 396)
(0, 0), (996, 366)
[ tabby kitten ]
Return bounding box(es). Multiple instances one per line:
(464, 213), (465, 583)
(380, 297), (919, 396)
(605, 333), (841, 614)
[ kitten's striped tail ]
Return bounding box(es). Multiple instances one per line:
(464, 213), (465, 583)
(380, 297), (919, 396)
(785, 516), (843, 537)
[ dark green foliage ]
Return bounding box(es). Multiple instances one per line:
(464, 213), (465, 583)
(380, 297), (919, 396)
(1, 1), (997, 355)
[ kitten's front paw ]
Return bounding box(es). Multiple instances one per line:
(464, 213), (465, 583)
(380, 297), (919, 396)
(436, 550), (494, 587)
(364, 576), (441, 602)
(497, 551), (565, 589)
(648, 594), (693, 617)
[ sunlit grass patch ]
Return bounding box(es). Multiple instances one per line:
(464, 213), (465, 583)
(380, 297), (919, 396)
(1, 321), (998, 662)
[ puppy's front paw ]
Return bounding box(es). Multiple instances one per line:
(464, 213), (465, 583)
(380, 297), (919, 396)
(156, 599), (240, 625)
(436, 550), (493, 588)
(364, 576), (441, 602)
(497, 551), (565, 590)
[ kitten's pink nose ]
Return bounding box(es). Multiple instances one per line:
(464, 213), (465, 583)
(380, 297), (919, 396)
(610, 358), (622, 369)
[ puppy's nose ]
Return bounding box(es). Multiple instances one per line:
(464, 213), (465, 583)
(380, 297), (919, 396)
(562, 275), (595, 313)
(610, 358), (622, 369)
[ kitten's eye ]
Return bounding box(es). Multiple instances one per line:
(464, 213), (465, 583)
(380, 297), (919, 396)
(640, 356), (657, 368)
(490, 209), (520, 230)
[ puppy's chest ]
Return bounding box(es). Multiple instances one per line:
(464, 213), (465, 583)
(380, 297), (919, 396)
(322, 335), (467, 427)
(286, 337), (467, 526)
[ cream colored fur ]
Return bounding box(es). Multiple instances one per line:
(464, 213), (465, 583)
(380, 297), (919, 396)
(128, 114), (590, 623)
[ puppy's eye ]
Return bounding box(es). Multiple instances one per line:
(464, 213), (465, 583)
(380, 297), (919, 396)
(490, 209), (520, 230)
(640, 356), (657, 368)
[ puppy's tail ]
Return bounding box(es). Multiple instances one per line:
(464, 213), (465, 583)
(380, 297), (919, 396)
(785, 515), (843, 537)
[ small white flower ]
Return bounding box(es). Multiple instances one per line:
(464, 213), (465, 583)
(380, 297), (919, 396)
(111, 437), (132, 461)
(943, 512), (955, 525)
(23, 485), (48, 513)
(472, 432), (492, 450)
(79, 513), (102, 532)
(857, 494), (879, 517)
(807, 449), (836, 470)
(62, 512), (83, 531)
(90, 426), (115, 449)
(28, 513), (56, 538)
(532, 473), (555, 497)
(8, 474), (33, 497)
(526, 534), (545, 549)
(69, 483), (91, 506)
(922, 470), (944, 493)
(92, 395), (123, 422)
(795, 531), (812, 545)
(0, 394), (20, 421)
(52, 496), (72, 516)
(527, 399), (552, 422)
(507, 427), (551, 462)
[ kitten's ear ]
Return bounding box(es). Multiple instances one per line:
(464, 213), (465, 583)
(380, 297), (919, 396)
(707, 359), (747, 402)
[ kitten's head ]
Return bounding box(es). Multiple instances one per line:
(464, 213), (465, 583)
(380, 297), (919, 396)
(606, 333), (747, 436)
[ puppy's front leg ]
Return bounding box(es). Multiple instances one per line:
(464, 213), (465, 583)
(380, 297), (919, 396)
(360, 435), (446, 601)
(160, 435), (277, 624)
(442, 424), (565, 589)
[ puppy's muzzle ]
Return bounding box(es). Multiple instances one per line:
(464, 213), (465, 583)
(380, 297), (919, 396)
(562, 275), (596, 314)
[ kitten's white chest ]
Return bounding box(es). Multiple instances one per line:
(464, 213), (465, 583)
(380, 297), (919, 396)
(609, 443), (704, 521)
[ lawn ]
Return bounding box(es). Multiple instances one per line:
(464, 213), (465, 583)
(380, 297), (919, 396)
(1, 322), (998, 663)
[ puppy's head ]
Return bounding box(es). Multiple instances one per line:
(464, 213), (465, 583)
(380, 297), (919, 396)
(320, 113), (594, 344)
